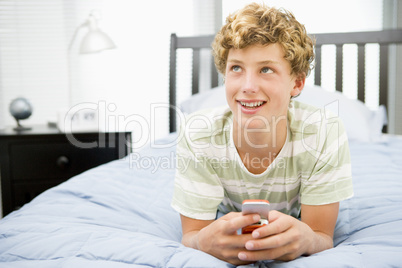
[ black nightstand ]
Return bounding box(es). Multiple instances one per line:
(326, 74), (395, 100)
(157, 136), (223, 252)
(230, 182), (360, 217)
(0, 125), (131, 217)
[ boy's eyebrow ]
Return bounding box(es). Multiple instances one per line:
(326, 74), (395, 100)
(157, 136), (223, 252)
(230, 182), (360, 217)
(227, 59), (279, 65)
(257, 60), (279, 65)
(227, 59), (243, 64)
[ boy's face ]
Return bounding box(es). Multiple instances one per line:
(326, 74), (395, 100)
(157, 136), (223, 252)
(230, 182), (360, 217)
(225, 43), (305, 130)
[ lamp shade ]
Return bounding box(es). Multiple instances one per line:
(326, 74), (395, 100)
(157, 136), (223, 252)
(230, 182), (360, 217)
(79, 14), (116, 54)
(80, 30), (116, 54)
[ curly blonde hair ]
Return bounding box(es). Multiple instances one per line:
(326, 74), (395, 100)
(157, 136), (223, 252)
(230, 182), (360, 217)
(212, 3), (315, 77)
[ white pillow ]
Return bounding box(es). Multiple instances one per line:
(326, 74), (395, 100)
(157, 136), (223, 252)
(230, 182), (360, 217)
(180, 85), (227, 114)
(296, 85), (387, 142)
(179, 84), (387, 142)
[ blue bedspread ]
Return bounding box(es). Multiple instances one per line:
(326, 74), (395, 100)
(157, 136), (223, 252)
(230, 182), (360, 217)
(1, 134), (401, 267)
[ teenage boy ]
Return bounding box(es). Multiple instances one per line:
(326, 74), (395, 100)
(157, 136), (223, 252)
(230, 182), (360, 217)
(172, 3), (353, 265)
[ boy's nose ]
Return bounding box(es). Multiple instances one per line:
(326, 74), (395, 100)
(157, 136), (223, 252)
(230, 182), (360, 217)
(242, 73), (259, 94)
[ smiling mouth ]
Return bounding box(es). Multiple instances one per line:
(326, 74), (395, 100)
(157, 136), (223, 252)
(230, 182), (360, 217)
(238, 101), (266, 109)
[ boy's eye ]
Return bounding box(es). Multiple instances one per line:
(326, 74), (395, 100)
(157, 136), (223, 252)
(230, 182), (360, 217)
(261, 67), (273, 74)
(232, 65), (241, 72)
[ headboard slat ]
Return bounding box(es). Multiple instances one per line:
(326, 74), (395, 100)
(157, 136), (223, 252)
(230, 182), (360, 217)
(336, 45), (343, 92)
(379, 44), (389, 108)
(192, 49), (200, 95)
(380, 44), (389, 133)
(211, 54), (219, 88)
(169, 34), (178, 133)
(314, 45), (322, 86)
(357, 44), (365, 103)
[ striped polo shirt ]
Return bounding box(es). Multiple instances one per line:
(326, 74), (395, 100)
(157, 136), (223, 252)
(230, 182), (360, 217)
(171, 100), (354, 220)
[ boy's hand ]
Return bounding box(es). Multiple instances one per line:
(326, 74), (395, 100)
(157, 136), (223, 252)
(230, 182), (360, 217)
(236, 210), (313, 262)
(181, 212), (260, 265)
(237, 208), (334, 262)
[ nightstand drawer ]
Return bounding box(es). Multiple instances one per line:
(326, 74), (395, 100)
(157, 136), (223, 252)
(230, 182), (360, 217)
(10, 142), (119, 181)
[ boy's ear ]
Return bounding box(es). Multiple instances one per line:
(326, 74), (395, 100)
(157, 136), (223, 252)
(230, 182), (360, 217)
(290, 73), (306, 97)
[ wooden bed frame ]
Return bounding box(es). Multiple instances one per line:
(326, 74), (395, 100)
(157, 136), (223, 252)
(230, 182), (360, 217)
(169, 29), (402, 133)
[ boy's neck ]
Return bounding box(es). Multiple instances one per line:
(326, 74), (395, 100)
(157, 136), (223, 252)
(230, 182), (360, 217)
(233, 120), (288, 174)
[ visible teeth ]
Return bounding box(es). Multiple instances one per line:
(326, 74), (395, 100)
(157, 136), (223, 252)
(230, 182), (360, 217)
(240, 101), (264, 108)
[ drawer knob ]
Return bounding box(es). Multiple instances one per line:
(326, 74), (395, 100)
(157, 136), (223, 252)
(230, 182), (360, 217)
(56, 156), (70, 169)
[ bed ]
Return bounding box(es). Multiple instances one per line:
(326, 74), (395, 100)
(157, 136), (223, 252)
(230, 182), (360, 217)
(1, 29), (402, 267)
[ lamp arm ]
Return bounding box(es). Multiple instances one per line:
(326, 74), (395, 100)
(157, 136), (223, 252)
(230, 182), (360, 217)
(68, 22), (87, 52)
(67, 22), (85, 107)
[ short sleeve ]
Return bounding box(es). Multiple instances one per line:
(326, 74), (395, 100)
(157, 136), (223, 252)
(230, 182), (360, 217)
(300, 116), (354, 205)
(171, 125), (224, 220)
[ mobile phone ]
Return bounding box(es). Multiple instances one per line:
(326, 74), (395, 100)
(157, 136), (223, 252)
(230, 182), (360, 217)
(241, 199), (270, 234)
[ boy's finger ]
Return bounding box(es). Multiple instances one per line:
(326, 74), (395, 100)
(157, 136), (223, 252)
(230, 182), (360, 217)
(223, 213), (261, 234)
(252, 211), (292, 238)
(219, 211), (242, 221)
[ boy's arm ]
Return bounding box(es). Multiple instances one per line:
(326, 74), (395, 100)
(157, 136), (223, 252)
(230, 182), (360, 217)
(180, 215), (213, 250)
(301, 202), (339, 255)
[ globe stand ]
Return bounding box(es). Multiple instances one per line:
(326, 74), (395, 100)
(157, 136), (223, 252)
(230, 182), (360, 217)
(13, 119), (32, 132)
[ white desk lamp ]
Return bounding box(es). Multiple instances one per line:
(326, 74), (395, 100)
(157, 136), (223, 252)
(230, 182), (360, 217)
(67, 11), (116, 106)
(61, 11), (116, 132)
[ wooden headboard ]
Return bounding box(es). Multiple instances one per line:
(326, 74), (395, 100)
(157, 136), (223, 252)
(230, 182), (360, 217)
(169, 29), (402, 133)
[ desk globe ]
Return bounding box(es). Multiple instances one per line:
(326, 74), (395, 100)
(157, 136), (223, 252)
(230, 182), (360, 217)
(9, 97), (33, 131)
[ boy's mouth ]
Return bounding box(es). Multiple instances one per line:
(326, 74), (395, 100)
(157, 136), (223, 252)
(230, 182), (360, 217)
(238, 100), (266, 109)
